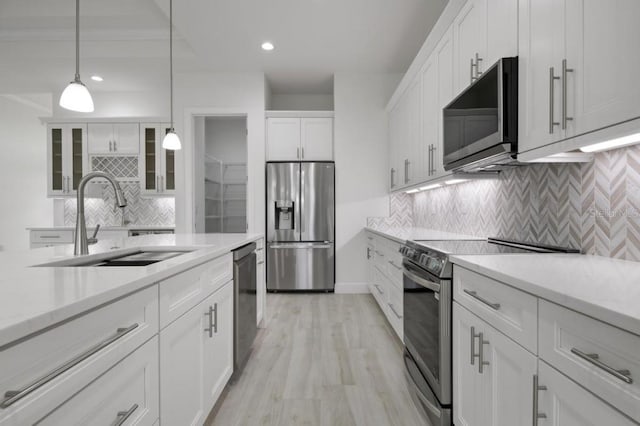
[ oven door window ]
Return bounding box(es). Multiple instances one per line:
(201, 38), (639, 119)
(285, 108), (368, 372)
(403, 261), (441, 386)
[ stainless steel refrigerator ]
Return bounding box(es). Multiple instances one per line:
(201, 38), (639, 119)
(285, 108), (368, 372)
(266, 162), (335, 291)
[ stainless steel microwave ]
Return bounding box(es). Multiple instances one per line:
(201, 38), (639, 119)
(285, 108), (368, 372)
(442, 57), (518, 172)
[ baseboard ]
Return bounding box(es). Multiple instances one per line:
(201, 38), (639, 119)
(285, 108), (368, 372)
(334, 282), (370, 294)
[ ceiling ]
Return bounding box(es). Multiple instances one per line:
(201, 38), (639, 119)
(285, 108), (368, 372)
(0, 0), (447, 96)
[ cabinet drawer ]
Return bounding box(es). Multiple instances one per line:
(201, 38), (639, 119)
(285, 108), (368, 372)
(0, 286), (158, 426)
(36, 336), (159, 426)
(30, 230), (74, 244)
(539, 300), (640, 423)
(454, 266), (537, 353)
(386, 282), (403, 340)
(159, 254), (233, 329)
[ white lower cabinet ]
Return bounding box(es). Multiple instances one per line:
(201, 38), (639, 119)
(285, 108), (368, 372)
(37, 336), (159, 425)
(537, 361), (637, 426)
(160, 280), (234, 426)
(453, 302), (536, 426)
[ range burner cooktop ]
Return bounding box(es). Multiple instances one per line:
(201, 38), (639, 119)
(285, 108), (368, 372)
(400, 237), (579, 279)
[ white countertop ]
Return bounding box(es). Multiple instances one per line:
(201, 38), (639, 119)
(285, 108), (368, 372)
(365, 226), (483, 244)
(451, 253), (640, 336)
(0, 233), (262, 348)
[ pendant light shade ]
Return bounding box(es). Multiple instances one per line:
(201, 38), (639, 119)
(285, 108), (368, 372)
(60, 80), (94, 112)
(163, 0), (181, 150)
(162, 130), (181, 150)
(59, 0), (94, 113)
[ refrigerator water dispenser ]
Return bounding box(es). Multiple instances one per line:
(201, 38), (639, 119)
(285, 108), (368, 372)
(275, 200), (294, 230)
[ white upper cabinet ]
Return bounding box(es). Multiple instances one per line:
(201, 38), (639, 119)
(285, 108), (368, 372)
(566, 0), (640, 137)
(87, 123), (139, 155)
(421, 56), (439, 180)
(453, 0), (486, 94)
(519, 0), (640, 156)
(434, 27), (455, 178)
(266, 118), (301, 161)
(266, 116), (333, 161)
(300, 117), (333, 160)
(140, 123), (175, 196)
(453, 0), (518, 95)
(518, 0), (565, 153)
(46, 123), (87, 197)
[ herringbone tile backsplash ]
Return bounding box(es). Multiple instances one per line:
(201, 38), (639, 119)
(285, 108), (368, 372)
(373, 145), (640, 261)
(63, 182), (175, 227)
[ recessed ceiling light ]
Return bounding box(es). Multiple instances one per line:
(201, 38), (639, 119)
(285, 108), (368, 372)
(91, 75), (103, 82)
(261, 42), (274, 51)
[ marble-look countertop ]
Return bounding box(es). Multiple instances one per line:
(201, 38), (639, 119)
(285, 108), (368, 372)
(451, 254), (640, 336)
(365, 226), (483, 244)
(0, 233), (262, 348)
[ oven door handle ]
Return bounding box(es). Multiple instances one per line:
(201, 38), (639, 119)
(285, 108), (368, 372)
(403, 268), (441, 293)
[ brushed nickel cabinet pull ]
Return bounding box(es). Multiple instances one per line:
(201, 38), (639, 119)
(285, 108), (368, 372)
(471, 326), (478, 365)
(475, 53), (483, 77)
(112, 403), (139, 426)
(204, 306), (214, 338)
(562, 59), (574, 129)
(549, 67), (561, 133)
(532, 374), (547, 425)
(213, 303), (218, 334)
(388, 303), (402, 319)
(0, 324), (139, 409)
(478, 332), (490, 374)
(463, 289), (501, 310)
(570, 347), (633, 384)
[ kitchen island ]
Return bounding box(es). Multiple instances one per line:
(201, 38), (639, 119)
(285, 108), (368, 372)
(0, 233), (264, 426)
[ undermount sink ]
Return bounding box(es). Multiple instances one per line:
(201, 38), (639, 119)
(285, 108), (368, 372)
(35, 249), (193, 267)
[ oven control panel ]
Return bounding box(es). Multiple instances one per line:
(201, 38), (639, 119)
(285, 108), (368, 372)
(399, 245), (446, 277)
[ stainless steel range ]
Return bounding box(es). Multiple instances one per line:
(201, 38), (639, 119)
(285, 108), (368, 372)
(400, 238), (578, 426)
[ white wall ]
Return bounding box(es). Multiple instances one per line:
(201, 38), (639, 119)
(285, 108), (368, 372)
(205, 117), (247, 163)
(0, 94), (54, 250)
(269, 94), (334, 111)
(175, 72), (265, 235)
(333, 73), (401, 288)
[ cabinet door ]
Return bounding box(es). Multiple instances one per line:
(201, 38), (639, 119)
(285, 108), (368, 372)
(113, 123), (140, 154)
(256, 259), (265, 326)
(87, 123), (114, 154)
(140, 124), (159, 195)
(159, 300), (206, 426)
(67, 125), (87, 192)
(484, 0), (518, 68)
(481, 317), (537, 426)
(266, 118), (301, 161)
(453, 0), (486, 94)
(435, 27), (454, 177)
(300, 117), (333, 160)
(422, 55), (439, 180)
(453, 303), (483, 426)
(406, 76), (423, 185)
(388, 104), (402, 191)
(202, 282), (234, 415)
(566, 0), (640, 137)
(518, 0), (565, 153)
(538, 361), (636, 426)
(47, 124), (66, 196)
(161, 124), (176, 193)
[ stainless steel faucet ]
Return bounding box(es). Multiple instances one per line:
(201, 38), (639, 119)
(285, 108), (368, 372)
(74, 171), (127, 255)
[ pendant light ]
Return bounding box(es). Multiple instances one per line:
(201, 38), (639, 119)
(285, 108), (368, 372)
(59, 0), (94, 113)
(162, 0), (181, 150)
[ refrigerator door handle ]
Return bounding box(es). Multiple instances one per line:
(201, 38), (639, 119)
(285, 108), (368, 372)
(269, 242), (333, 249)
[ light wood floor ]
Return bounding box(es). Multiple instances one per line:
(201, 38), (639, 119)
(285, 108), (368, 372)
(206, 293), (429, 426)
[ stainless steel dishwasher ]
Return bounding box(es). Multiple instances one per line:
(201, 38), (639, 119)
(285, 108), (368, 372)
(232, 242), (258, 379)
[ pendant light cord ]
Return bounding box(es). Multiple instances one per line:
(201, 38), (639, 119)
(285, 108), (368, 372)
(169, 0), (174, 131)
(75, 0), (80, 81)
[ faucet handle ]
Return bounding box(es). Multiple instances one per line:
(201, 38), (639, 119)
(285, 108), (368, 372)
(88, 224), (101, 245)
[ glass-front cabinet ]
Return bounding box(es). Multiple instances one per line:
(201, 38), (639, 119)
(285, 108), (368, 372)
(47, 123), (88, 197)
(139, 123), (175, 196)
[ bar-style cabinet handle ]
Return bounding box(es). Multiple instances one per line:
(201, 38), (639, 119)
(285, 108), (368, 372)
(301, 147), (305, 159)
(474, 53), (483, 78)
(404, 159), (410, 184)
(463, 289), (501, 310)
(113, 140), (117, 151)
(532, 375), (547, 425)
(204, 306), (214, 338)
(478, 332), (490, 374)
(390, 168), (396, 188)
(109, 141), (113, 152)
(113, 403), (139, 426)
(297, 147), (300, 159)
(471, 326), (478, 365)
(562, 59), (574, 129)
(549, 67), (560, 133)
(570, 347), (633, 384)
(388, 303), (402, 319)
(0, 324), (139, 409)
(213, 303), (218, 334)
(470, 57), (475, 83)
